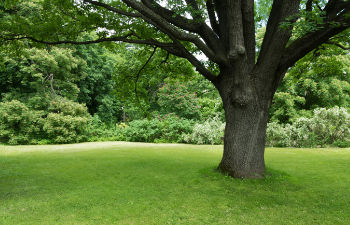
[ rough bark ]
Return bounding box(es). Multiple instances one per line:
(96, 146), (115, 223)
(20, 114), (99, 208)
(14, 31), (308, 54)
(214, 67), (271, 178)
(219, 102), (269, 178)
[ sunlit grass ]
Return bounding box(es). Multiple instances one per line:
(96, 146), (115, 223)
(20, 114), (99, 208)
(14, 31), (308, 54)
(1, 142), (349, 224)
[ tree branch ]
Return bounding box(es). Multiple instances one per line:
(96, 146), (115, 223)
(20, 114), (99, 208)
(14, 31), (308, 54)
(139, 0), (225, 63)
(0, 33), (177, 49)
(134, 47), (157, 104)
(241, 0), (256, 67)
(82, 0), (141, 18)
(121, 0), (226, 65)
(80, 0), (225, 75)
(170, 38), (218, 82)
(159, 51), (170, 65)
(324, 0), (349, 19)
(257, 0), (301, 67)
(206, 0), (219, 35)
(268, 8), (350, 94)
(279, 10), (350, 72)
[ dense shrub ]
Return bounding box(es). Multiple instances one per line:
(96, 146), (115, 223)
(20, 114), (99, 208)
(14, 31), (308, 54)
(87, 115), (122, 142)
(120, 114), (194, 143)
(43, 100), (91, 144)
(0, 98), (91, 145)
(156, 114), (194, 143)
(183, 117), (225, 145)
(266, 107), (350, 147)
(0, 100), (44, 145)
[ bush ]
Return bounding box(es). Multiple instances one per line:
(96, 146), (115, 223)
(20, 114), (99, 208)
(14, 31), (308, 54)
(43, 114), (89, 144)
(0, 100), (44, 145)
(308, 107), (350, 146)
(183, 116), (225, 145)
(120, 114), (194, 143)
(266, 107), (350, 147)
(87, 115), (122, 142)
(156, 114), (194, 143)
(198, 97), (225, 121)
(43, 100), (91, 144)
(0, 98), (91, 145)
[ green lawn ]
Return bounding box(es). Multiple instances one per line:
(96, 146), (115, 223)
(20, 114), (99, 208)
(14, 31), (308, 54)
(0, 142), (349, 225)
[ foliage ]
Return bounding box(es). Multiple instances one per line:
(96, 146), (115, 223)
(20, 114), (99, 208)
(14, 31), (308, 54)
(0, 98), (91, 145)
(266, 107), (350, 148)
(43, 99), (91, 144)
(198, 97), (224, 121)
(112, 46), (195, 120)
(286, 50), (350, 109)
(120, 114), (194, 143)
(0, 46), (86, 101)
(0, 100), (44, 145)
(270, 92), (305, 123)
(157, 80), (201, 120)
(74, 42), (123, 124)
(271, 45), (350, 123)
(87, 115), (124, 142)
(183, 116), (225, 145)
(186, 74), (224, 121)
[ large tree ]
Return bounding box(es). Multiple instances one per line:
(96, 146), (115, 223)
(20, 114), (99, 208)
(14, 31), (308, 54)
(1, 0), (350, 178)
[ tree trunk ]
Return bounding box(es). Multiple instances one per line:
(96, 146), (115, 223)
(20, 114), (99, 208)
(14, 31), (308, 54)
(215, 69), (271, 179)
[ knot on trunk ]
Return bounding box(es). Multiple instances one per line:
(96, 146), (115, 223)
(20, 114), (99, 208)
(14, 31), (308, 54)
(228, 45), (246, 61)
(230, 86), (253, 107)
(232, 95), (250, 107)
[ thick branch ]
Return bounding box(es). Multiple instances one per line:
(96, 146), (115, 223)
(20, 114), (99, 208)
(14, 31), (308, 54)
(82, 0), (226, 71)
(138, 0), (225, 64)
(140, 0), (200, 32)
(83, 0), (141, 18)
(279, 11), (350, 72)
(257, 0), (301, 67)
(1, 33), (176, 49)
(241, 0), (256, 67)
(121, 0), (225, 65)
(324, 0), (349, 19)
(206, 0), (219, 35)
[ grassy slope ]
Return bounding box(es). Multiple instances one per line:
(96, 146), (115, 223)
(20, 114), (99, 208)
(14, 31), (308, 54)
(0, 142), (349, 225)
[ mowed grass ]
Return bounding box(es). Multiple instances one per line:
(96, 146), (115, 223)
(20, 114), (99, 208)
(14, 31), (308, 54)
(0, 142), (350, 225)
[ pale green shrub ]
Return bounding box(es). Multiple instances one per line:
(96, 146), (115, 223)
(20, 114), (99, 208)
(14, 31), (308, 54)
(266, 107), (350, 147)
(0, 100), (44, 145)
(43, 99), (91, 144)
(183, 117), (225, 145)
(0, 98), (91, 145)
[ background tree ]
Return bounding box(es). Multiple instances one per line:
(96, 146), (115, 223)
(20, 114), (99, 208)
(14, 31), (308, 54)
(74, 42), (123, 124)
(1, 0), (350, 178)
(271, 33), (350, 123)
(112, 44), (195, 120)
